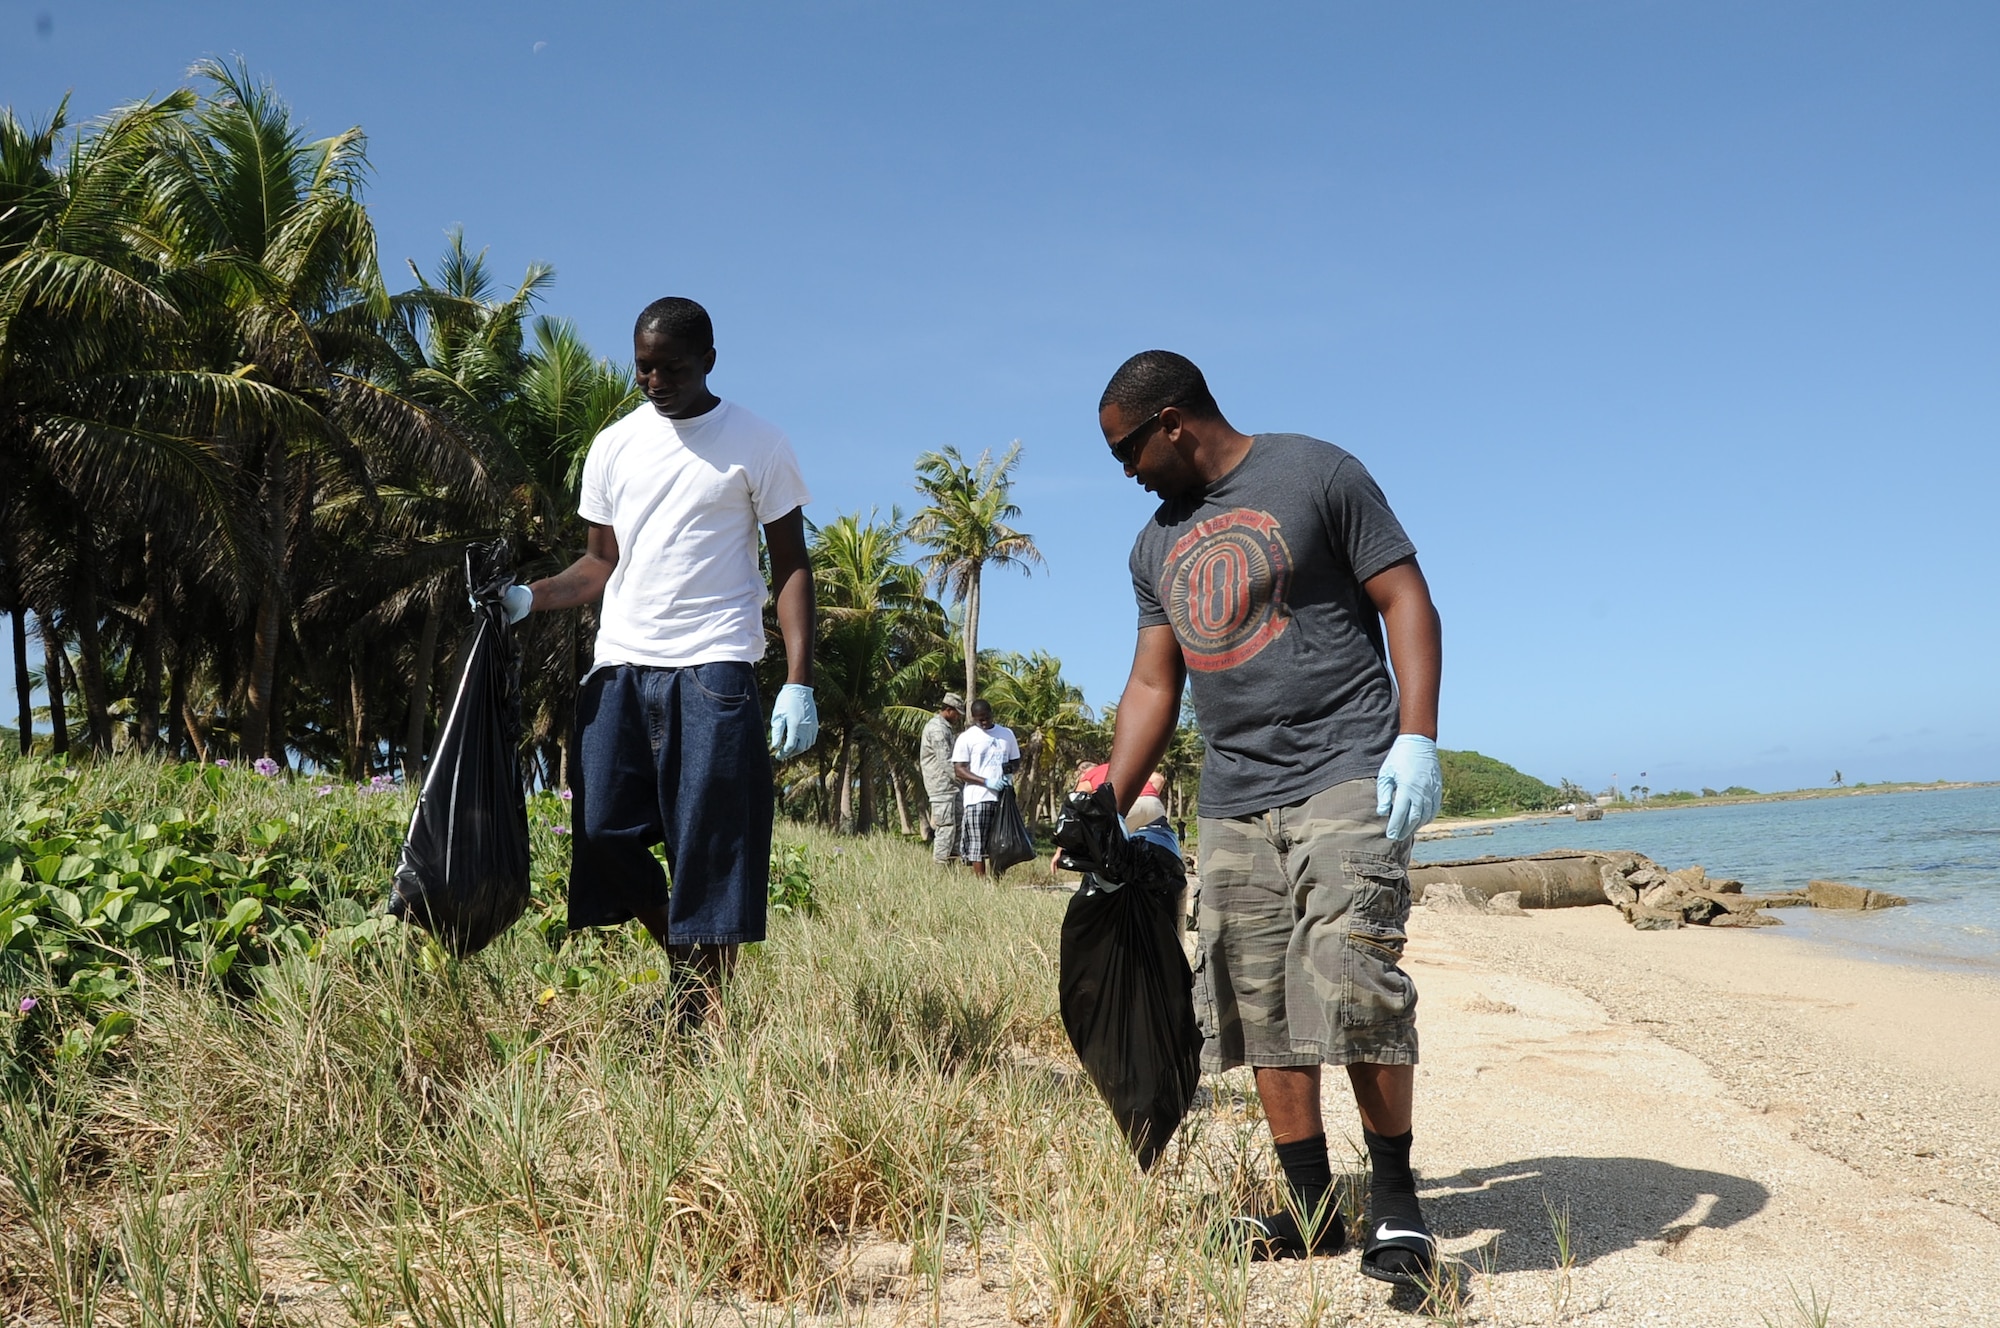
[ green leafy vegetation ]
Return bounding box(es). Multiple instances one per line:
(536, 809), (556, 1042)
(0, 756), (1295, 1324)
(0, 758), (820, 1070)
(1438, 749), (1562, 817)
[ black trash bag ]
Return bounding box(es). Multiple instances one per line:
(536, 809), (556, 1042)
(1053, 784), (1202, 1169)
(986, 786), (1037, 877)
(386, 542), (531, 956)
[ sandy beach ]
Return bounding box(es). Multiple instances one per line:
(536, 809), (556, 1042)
(1294, 904), (2000, 1325)
(814, 899), (2000, 1328)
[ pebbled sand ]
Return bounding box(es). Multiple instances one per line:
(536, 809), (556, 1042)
(1304, 903), (2000, 1326)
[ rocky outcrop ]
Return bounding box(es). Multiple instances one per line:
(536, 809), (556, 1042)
(1412, 851), (1906, 930)
(1805, 879), (1909, 911)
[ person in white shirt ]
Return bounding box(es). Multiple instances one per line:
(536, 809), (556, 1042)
(949, 698), (1020, 878)
(501, 297), (817, 1027)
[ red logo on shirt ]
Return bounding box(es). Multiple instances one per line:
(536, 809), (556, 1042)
(1160, 509), (1293, 671)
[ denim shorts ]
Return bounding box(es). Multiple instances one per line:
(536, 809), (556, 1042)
(1194, 777), (1418, 1071)
(568, 662), (773, 945)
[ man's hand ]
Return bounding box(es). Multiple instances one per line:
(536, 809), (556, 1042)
(770, 683), (819, 760)
(985, 774), (1011, 792)
(1376, 734), (1443, 842)
(470, 583), (535, 624)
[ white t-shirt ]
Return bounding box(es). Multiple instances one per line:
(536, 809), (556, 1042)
(578, 398), (811, 671)
(952, 723), (1020, 808)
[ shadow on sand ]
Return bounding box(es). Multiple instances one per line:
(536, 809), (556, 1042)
(1418, 1154), (1770, 1274)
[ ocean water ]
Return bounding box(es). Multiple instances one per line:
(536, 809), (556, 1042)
(1414, 784), (2000, 970)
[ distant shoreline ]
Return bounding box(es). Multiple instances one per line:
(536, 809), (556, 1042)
(1422, 778), (1998, 838)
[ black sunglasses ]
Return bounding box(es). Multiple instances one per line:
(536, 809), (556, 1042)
(1109, 410), (1164, 467)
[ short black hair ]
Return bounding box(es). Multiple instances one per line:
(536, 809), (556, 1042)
(1099, 350), (1220, 420)
(634, 296), (714, 350)
(970, 698), (993, 721)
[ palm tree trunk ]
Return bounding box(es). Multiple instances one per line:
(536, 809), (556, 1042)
(963, 568), (981, 704)
(858, 739), (876, 834)
(164, 643), (189, 758)
(11, 608), (30, 755)
(835, 728), (854, 832)
(69, 555), (114, 752)
(242, 445), (289, 759)
(889, 758), (913, 835)
(402, 598), (443, 784)
(136, 535), (166, 752)
(347, 652), (369, 777)
(182, 693), (211, 762)
(39, 615), (68, 754)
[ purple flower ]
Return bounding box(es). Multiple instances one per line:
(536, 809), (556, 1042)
(17, 997), (36, 1015)
(371, 774), (394, 787)
(214, 758), (231, 768)
(313, 785), (336, 797)
(552, 825), (570, 835)
(560, 788), (573, 802)
(253, 757), (280, 778)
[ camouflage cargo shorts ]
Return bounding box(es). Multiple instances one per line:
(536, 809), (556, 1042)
(1193, 776), (1418, 1071)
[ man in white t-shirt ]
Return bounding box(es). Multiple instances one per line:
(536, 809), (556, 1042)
(949, 698), (1020, 877)
(501, 296), (817, 1025)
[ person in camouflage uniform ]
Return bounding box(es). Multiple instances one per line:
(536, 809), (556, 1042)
(920, 693), (965, 864)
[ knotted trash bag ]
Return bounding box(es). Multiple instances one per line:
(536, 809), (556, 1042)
(387, 542), (531, 956)
(986, 786), (1037, 877)
(1053, 784), (1202, 1169)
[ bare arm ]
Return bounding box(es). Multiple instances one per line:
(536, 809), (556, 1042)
(1105, 625), (1186, 816)
(764, 508), (814, 687)
(954, 761), (979, 786)
(1363, 556), (1442, 739)
(528, 523), (619, 610)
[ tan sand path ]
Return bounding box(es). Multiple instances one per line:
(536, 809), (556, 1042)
(1281, 907), (2000, 1325)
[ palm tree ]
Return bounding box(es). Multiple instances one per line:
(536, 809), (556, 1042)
(806, 510), (949, 831)
(0, 87), (248, 754)
(907, 443), (1041, 706)
(145, 59), (490, 761)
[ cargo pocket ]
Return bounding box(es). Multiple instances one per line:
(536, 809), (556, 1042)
(1190, 946), (1219, 1043)
(1339, 854), (1417, 1029)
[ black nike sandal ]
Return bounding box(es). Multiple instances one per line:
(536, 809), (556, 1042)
(1211, 1208), (1348, 1261)
(1360, 1214), (1438, 1287)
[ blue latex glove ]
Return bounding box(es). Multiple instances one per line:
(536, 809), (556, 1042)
(499, 584), (533, 624)
(472, 584), (534, 624)
(984, 774), (1012, 792)
(769, 683), (819, 760)
(1376, 734), (1443, 842)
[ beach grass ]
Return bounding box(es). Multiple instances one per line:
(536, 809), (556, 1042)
(0, 756), (1291, 1327)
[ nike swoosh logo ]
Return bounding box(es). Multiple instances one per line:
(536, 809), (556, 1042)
(1374, 1223), (1434, 1245)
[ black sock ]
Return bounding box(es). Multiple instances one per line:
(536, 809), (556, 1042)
(1274, 1134), (1335, 1223)
(1363, 1128), (1423, 1226)
(1362, 1127), (1431, 1280)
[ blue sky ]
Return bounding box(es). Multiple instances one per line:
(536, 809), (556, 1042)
(5, 1), (1996, 794)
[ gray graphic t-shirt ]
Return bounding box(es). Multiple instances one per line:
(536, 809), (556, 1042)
(1129, 433), (1416, 818)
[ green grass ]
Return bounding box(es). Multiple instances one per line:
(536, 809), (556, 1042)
(0, 755), (1285, 1327)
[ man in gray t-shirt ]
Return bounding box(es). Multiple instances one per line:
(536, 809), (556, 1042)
(1100, 351), (1445, 1287)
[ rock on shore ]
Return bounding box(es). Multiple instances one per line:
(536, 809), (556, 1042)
(1412, 851), (1908, 930)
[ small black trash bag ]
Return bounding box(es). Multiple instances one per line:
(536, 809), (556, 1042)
(1052, 784), (1202, 1169)
(986, 786), (1037, 877)
(386, 542), (531, 956)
